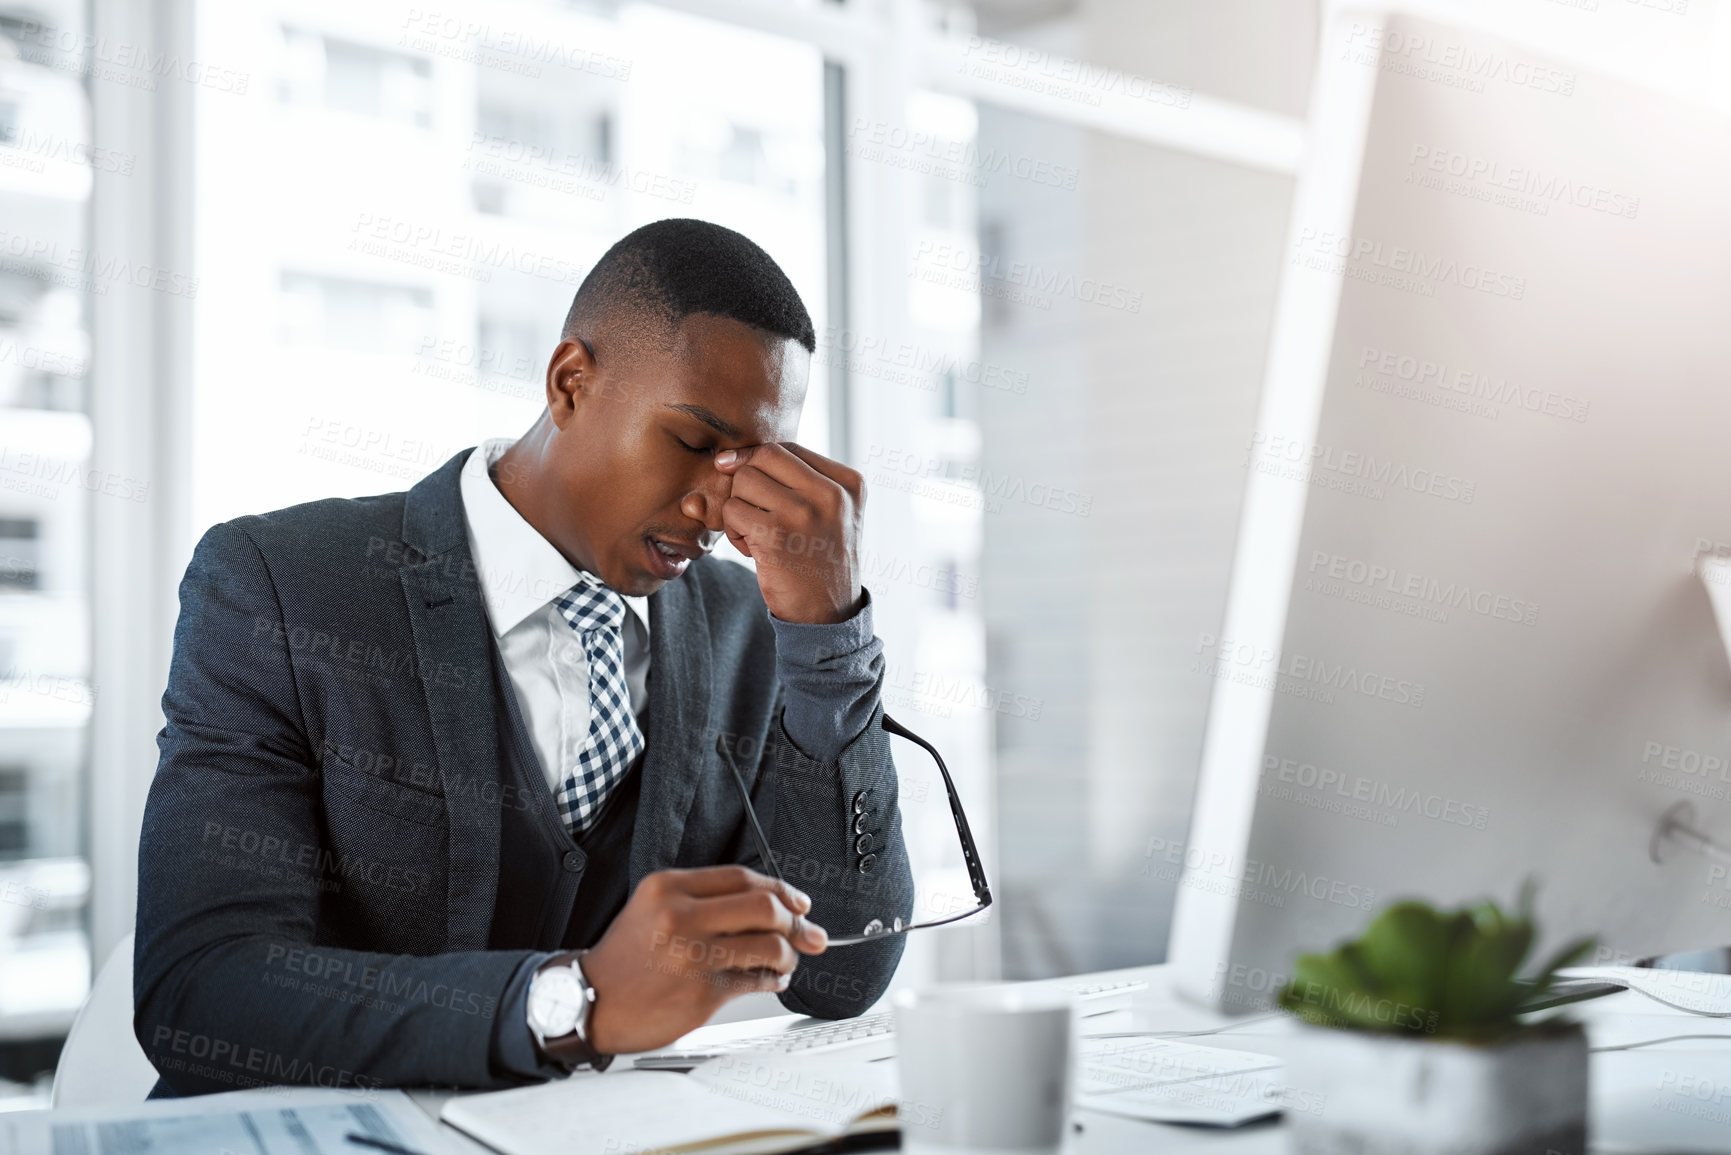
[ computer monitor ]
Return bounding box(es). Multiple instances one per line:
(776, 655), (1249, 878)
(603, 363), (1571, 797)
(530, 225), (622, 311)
(1168, 11), (1731, 1010)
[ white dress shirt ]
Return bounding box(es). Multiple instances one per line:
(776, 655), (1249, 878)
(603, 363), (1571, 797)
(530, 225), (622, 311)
(458, 438), (651, 797)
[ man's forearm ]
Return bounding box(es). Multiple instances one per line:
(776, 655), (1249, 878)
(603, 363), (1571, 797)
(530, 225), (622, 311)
(769, 592), (884, 762)
(753, 591), (914, 1017)
(134, 935), (537, 1096)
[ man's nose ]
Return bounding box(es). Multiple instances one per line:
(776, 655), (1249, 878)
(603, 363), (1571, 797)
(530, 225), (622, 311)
(680, 469), (731, 531)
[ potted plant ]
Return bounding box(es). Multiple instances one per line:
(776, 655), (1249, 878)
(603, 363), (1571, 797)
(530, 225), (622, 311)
(1277, 891), (1595, 1155)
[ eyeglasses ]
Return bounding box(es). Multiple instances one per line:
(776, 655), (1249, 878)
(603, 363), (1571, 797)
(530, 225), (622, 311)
(715, 714), (993, 947)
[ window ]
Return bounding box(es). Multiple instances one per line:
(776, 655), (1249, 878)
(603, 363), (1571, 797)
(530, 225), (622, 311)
(279, 28), (435, 127)
(476, 315), (553, 391)
(0, 518), (40, 590)
(0, 1), (96, 1047)
(278, 273), (436, 356)
(193, 3), (832, 533)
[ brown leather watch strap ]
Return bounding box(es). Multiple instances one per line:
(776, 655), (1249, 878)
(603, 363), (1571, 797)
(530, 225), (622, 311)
(540, 1024), (613, 1071)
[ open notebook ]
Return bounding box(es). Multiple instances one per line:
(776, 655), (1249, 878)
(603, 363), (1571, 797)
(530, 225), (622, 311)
(442, 1051), (900, 1155)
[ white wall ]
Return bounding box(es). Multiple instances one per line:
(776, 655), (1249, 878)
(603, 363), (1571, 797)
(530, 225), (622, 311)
(976, 0), (1313, 977)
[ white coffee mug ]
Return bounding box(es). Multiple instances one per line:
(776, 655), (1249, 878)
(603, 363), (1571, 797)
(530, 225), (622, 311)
(894, 985), (1075, 1155)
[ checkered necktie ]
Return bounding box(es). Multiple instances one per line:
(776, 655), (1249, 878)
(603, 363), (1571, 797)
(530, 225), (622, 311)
(552, 577), (645, 835)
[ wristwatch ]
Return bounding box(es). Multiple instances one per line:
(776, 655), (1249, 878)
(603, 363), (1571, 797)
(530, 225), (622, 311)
(525, 951), (613, 1071)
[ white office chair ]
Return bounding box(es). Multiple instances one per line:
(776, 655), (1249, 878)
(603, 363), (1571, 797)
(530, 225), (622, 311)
(51, 932), (160, 1108)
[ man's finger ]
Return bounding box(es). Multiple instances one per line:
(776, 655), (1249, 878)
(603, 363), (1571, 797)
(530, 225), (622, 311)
(727, 464), (801, 516)
(715, 967), (795, 996)
(716, 443), (829, 493)
(657, 865), (810, 910)
(792, 918), (828, 954)
(692, 889), (797, 939)
(724, 525), (754, 558)
(697, 932), (798, 976)
(780, 443), (863, 497)
(721, 496), (776, 551)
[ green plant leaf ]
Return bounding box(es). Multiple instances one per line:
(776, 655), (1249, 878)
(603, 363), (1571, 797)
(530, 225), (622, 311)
(1352, 901), (1448, 1020)
(1520, 935), (1598, 1006)
(1444, 904), (1534, 1030)
(1281, 951), (1392, 1031)
(1279, 890), (1593, 1041)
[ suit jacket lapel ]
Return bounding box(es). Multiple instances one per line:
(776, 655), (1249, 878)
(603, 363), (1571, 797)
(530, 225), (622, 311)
(400, 451), (505, 951)
(631, 571), (714, 888)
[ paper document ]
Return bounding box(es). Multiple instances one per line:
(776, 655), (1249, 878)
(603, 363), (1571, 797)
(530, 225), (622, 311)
(1076, 1036), (1284, 1127)
(0, 1090), (453, 1155)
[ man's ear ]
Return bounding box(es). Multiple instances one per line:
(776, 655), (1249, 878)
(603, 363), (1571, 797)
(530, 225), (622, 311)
(545, 337), (598, 429)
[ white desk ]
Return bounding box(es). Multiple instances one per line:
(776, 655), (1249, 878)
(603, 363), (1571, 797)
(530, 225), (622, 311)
(24, 964), (1727, 1154)
(405, 962), (1731, 1154)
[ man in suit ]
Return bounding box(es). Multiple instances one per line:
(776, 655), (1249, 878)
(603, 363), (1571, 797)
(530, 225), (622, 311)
(134, 219), (914, 1095)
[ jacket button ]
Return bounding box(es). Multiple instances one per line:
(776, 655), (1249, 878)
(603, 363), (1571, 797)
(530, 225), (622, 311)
(853, 813), (869, 835)
(563, 851), (584, 873)
(854, 832), (873, 855)
(858, 853), (877, 874)
(852, 789), (868, 814)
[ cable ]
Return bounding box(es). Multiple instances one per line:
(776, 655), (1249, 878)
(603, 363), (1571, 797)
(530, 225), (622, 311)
(1082, 1013), (1283, 1041)
(1591, 1033), (1731, 1054)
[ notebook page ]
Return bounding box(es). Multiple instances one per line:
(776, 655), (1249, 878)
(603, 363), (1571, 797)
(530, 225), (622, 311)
(440, 1070), (825, 1155)
(689, 1050), (900, 1133)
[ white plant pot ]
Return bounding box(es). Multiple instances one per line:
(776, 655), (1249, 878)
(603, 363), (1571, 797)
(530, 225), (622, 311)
(1285, 1023), (1587, 1155)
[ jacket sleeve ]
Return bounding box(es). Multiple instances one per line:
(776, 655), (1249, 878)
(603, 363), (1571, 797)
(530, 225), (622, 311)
(745, 595), (914, 1018)
(134, 521), (540, 1095)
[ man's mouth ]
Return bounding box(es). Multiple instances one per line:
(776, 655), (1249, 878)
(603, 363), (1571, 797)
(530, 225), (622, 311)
(643, 535), (710, 579)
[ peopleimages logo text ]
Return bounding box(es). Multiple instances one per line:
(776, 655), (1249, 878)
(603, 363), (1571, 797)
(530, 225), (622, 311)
(1140, 837), (1379, 911)
(1195, 633), (1426, 709)
(1357, 346), (1589, 423)
(1407, 146), (1639, 220)
(1244, 432), (1476, 505)
(1638, 739), (1731, 802)
(1293, 228), (1526, 300)
(865, 444), (1093, 517)
(1342, 22), (1576, 97)
(1306, 550), (1540, 628)
(1262, 755), (1489, 830)
(912, 241), (1144, 313)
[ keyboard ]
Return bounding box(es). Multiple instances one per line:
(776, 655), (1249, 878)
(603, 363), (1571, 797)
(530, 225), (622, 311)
(634, 976), (1149, 1070)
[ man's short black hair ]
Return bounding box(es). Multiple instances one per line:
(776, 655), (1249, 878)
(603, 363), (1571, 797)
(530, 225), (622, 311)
(563, 218), (816, 356)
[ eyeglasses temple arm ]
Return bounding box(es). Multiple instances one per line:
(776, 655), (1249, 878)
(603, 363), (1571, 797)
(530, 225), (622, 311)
(881, 713), (993, 908)
(715, 735), (787, 888)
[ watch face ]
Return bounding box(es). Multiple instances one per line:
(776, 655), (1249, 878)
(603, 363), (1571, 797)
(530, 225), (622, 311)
(528, 967), (582, 1039)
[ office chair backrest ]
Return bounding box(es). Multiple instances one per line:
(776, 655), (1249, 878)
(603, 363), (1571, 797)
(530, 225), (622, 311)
(51, 932), (158, 1108)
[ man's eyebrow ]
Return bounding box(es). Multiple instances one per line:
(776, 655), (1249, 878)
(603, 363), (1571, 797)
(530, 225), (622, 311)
(666, 403), (744, 440)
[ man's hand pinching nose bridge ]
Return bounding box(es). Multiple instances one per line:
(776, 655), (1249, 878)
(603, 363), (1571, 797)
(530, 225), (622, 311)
(714, 442), (865, 627)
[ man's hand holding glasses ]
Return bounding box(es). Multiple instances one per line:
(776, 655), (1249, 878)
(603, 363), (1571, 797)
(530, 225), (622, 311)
(716, 713), (993, 948)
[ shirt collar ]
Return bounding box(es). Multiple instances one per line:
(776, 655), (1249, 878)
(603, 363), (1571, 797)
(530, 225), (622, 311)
(458, 439), (651, 639)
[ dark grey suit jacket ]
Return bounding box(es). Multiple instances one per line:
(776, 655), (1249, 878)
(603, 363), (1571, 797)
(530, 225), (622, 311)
(134, 450), (912, 1095)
